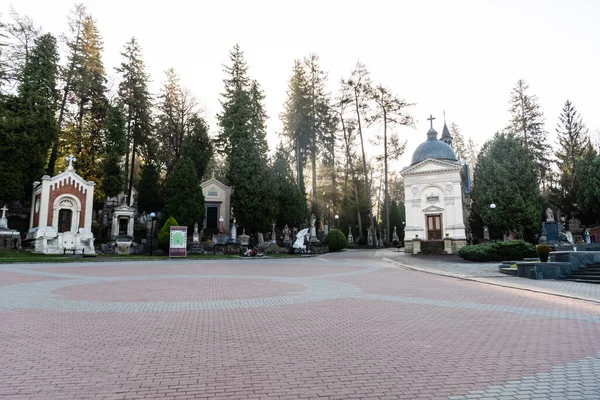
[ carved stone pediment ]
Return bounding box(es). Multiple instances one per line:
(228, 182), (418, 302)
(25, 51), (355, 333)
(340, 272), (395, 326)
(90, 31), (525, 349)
(422, 205), (444, 212)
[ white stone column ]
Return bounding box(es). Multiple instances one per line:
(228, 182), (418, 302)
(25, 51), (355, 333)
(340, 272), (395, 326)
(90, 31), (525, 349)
(128, 217), (134, 236)
(84, 181), (95, 232)
(39, 178), (51, 228)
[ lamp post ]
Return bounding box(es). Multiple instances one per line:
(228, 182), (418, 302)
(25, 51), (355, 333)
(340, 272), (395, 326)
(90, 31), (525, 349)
(149, 212), (156, 255)
(334, 214), (340, 251)
(489, 203), (496, 240)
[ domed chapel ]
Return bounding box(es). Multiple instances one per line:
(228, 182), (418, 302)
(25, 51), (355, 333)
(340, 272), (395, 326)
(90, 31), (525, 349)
(400, 115), (470, 254)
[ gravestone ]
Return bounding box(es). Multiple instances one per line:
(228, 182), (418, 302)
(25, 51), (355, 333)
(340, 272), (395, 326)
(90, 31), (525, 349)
(309, 213), (318, 243)
(193, 222), (200, 244)
(347, 225), (354, 244)
(282, 224), (291, 246)
(367, 225), (374, 246)
(392, 226), (399, 242)
(0, 205), (21, 249)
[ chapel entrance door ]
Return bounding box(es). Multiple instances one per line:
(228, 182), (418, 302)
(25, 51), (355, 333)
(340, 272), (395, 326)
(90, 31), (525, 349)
(119, 218), (129, 236)
(205, 205), (219, 235)
(58, 209), (73, 233)
(426, 214), (442, 240)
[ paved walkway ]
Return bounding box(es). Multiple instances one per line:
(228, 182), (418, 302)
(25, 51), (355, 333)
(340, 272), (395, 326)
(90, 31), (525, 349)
(380, 249), (600, 304)
(1, 252), (600, 399)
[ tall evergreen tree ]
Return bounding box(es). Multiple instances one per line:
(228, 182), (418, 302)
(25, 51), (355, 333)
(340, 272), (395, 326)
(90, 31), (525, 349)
(163, 156), (205, 230)
(281, 59), (310, 194)
(180, 116), (213, 181)
(0, 33), (59, 201)
(506, 79), (548, 181)
(102, 104), (127, 198)
(272, 144), (307, 228)
(47, 3), (87, 175)
(136, 161), (162, 215)
(573, 145), (600, 225)
(472, 133), (541, 241)
(1, 9), (40, 90)
(61, 14), (108, 186)
(555, 99), (589, 219)
(217, 45), (275, 233)
(116, 37), (153, 202)
(449, 122), (467, 161)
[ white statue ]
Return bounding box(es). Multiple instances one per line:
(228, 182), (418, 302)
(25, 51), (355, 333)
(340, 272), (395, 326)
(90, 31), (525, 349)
(283, 224), (291, 244)
(309, 213), (318, 243)
(545, 208), (554, 222)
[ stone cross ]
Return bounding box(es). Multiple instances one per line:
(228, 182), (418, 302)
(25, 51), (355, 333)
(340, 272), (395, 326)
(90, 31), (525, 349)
(0, 205), (7, 219)
(65, 154), (77, 171)
(0, 205), (8, 229)
(427, 114), (435, 129)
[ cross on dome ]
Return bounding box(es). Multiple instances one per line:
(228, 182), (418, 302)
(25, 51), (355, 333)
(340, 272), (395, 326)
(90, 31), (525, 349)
(427, 114), (436, 129)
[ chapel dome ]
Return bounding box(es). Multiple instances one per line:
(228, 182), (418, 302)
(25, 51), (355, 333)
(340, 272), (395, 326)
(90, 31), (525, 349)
(411, 127), (457, 165)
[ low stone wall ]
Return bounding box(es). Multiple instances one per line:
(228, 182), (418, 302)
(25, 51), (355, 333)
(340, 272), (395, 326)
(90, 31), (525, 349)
(516, 262), (574, 280)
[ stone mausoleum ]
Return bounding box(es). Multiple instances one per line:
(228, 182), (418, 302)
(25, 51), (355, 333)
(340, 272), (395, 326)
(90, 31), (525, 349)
(26, 154), (96, 254)
(201, 175), (232, 237)
(401, 116), (470, 254)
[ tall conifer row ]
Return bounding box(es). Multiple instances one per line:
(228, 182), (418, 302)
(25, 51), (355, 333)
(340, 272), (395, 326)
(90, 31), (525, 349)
(217, 45), (275, 234)
(116, 37), (152, 203)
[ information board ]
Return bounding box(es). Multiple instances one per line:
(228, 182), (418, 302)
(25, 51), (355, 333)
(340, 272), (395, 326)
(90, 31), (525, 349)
(169, 226), (187, 257)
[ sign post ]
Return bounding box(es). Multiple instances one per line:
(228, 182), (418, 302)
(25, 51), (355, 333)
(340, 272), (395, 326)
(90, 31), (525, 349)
(169, 226), (187, 258)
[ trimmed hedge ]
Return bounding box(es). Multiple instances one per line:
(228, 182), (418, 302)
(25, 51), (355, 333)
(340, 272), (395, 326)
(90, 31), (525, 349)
(325, 229), (347, 252)
(458, 240), (537, 262)
(158, 216), (180, 251)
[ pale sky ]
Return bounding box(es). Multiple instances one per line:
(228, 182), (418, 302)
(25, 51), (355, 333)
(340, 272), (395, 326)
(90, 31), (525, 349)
(5, 0), (600, 170)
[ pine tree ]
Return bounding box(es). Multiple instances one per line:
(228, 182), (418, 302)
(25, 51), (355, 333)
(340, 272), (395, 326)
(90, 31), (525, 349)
(163, 157), (205, 230)
(116, 37), (153, 201)
(506, 79), (548, 180)
(102, 104), (127, 198)
(449, 122), (467, 161)
(1, 9), (40, 90)
(217, 45), (275, 233)
(555, 100), (589, 219)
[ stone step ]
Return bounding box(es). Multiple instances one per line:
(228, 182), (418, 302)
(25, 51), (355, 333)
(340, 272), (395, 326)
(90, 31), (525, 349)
(564, 274), (600, 281)
(563, 278), (600, 284)
(499, 268), (518, 276)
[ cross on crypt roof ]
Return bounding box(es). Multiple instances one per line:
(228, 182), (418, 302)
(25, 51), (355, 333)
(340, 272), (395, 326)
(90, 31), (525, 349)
(427, 114), (436, 130)
(65, 154), (77, 171)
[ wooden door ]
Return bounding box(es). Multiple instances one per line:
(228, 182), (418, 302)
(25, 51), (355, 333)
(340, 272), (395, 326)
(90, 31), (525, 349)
(426, 215), (442, 240)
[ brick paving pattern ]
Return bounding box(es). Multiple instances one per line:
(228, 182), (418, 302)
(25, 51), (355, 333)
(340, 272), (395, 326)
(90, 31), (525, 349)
(1, 251), (599, 399)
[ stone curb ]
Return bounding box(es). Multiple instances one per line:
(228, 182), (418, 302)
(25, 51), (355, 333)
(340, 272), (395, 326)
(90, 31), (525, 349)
(381, 257), (600, 305)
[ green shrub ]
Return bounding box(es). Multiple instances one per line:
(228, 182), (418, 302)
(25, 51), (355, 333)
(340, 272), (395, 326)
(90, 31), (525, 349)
(158, 216), (179, 251)
(458, 240), (537, 262)
(325, 229), (346, 252)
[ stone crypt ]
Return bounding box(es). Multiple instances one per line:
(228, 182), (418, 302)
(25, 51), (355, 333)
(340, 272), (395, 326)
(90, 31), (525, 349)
(26, 154), (96, 254)
(401, 115), (470, 255)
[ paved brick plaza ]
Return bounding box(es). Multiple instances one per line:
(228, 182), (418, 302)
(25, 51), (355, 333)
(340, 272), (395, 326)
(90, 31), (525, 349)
(1, 251), (599, 399)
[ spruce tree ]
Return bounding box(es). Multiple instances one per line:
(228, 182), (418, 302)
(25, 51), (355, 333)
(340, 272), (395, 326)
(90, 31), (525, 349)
(163, 157), (205, 230)
(217, 45), (275, 233)
(555, 100), (589, 219)
(506, 79), (548, 181)
(116, 37), (153, 202)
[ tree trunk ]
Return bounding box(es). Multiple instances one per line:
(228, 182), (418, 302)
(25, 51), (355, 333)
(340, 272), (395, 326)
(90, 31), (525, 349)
(128, 136), (136, 205)
(353, 88), (375, 247)
(383, 104), (390, 244)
